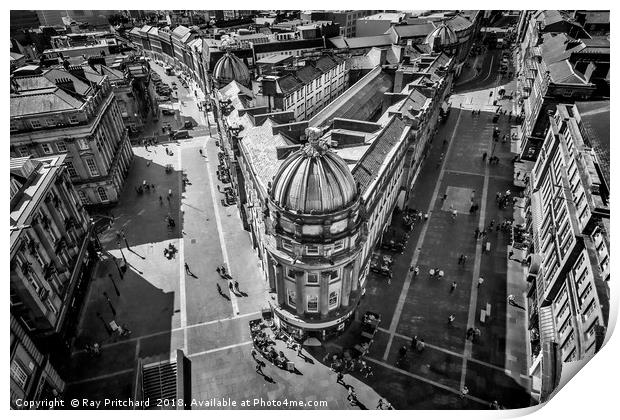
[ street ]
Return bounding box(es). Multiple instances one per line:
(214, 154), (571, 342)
(63, 47), (532, 409)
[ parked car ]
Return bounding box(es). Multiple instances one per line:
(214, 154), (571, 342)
(172, 130), (190, 139)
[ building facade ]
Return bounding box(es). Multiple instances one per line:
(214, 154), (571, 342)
(231, 52), (455, 339)
(252, 54), (347, 121)
(523, 103), (609, 401)
(10, 155), (95, 356)
(10, 315), (66, 409)
(10, 66), (134, 206)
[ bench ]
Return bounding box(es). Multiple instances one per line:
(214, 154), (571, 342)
(480, 310), (486, 323)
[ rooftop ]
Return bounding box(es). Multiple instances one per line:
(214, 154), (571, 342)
(10, 155), (67, 253)
(576, 100), (610, 187)
(309, 66), (393, 129)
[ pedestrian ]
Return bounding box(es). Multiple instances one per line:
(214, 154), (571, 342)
(234, 280), (239, 291)
(448, 314), (455, 324)
(478, 276), (484, 287)
(411, 335), (418, 349)
(347, 385), (357, 402)
(460, 385), (469, 399)
(509, 250), (514, 259)
(364, 365), (374, 378)
(416, 338), (425, 352)
(451, 209), (457, 220)
(336, 371), (345, 384)
(251, 349), (258, 360)
(508, 294), (516, 306)
(184, 262), (191, 273)
(474, 227), (480, 238)
(159, 195), (163, 204)
(482, 152), (487, 162)
(413, 266), (419, 277)
(450, 281), (457, 293)
(458, 254), (464, 264)
(462, 255), (468, 265)
(424, 213), (429, 221)
(388, 272), (392, 285)
(377, 399), (384, 410)
(255, 363), (263, 375)
(442, 193), (447, 201)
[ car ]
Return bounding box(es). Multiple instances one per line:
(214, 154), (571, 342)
(172, 130), (190, 139)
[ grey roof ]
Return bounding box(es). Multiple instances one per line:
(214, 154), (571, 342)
(329, 34), (393, 49)
(576, 101), (610, 187)
(391, 23), (435, 39)
(11, 88), (84, 116)
(353, 116), (407, 192)
(309, 67), (393, 128)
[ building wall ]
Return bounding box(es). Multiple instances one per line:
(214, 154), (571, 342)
(276, 60), (347, 121)
(525, 103), (609, 392)
(10, 80), (134, 205)
(10, 315), (66, 409)
(10, 159), (91, 335)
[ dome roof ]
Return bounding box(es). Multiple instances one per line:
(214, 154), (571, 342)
(213, 52), (251, 87)
(271, 136), (358, 214)
(425, 23), (458, 51)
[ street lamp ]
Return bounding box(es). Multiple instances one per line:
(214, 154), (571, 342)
(107, 273), (120, 297)
(117, 241), (127, 265)
(103, 291), (117, 316)
(96, 312), (113, 336)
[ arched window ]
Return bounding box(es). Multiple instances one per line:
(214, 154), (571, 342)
(77, 190), (89, 205)
(97, 187), (108, 202)
(329, 291), (339, 309)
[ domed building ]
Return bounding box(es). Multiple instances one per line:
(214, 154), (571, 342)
(264, 128), (367, 340)
(425, 23), (459, 55)
(212, 52), (251, 88)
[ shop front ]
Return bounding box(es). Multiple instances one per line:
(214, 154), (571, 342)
(270, 303), (356, 342)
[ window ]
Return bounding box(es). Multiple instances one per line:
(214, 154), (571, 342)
(69, 115), (79, 124)
(46, 118), (56, 127)
(334, 240), (344, 251)
(287, 289), (296, 308)
(18, 146), (29, 157)
(10, 121), (19, 132)
(10, 361), (28, 389)
(65, 161), (78, 178)
(26, 272), (41, 294)
(85, 158), (100, 177)
(78, 139), (89, 150)
(30, 120), (41, 129)
(77, 190), (89, 205)
(97, 187), (109, 202)
(329, 291), (338, 308)
(307, 245), (319, 255)
(56, 141), (67, 152)
(46, 299), (57, 314)
(307, 273), (318, 284)
(282, 239), (293, 252)
(326, 270), (339, 280)
(41, 143), (52, 154)
(286, 268), (296, 279)
(307, 295), (318, 312)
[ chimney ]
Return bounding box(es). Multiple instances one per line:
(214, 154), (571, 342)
(56, 77), (76, 93)
(379, 48), (388, 66)
(68, 65), (86, 82)
(584, 62), (597, 83)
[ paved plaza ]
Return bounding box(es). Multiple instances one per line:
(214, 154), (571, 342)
(63, 49), (533, 409)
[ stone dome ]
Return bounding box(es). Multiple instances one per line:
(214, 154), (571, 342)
(425, 23), (459, 52)
(271, 134), (358, 214)
(213, 52), (251, 88)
